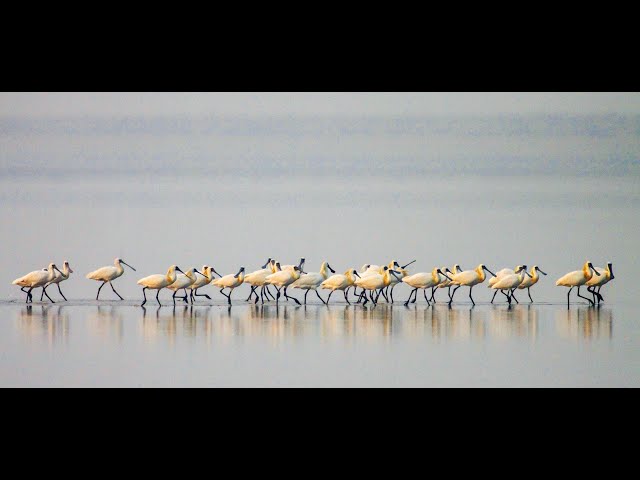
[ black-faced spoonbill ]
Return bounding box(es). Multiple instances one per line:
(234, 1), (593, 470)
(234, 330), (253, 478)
(265, 266), (303, 305)
(556, 261), (600, 308)
(448, 264), (497, 306)
(212, 267), (245, 305)
(86, 258), (137, 300)
(384, 260), (416, 303)
(433, 265), (462, 302)
(189, 265), (221, 302)
(12, 263), (64, 303)
(354, 267), (403, 306)
(40, 260), (73, 301)
(489, 265), (532, 305)
(138, 265), (184, 307)
(167, 267), (204, 305)
(320, 268), (361, 305)
(244, 258), (276, 304)
(586, 262), (614, 304)
(291, 261), (336, 304)
(488, 265), (525, 303)
(402, 268), (451, 306)
(517, 265), (547, 302)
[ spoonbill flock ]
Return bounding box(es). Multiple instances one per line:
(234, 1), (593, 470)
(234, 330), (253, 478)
(10, 257), (614, 308)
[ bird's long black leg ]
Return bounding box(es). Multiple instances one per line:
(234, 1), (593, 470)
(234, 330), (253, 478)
(284, 287), (301, 306)
(527, 287), (533, 303)
(141, 288), (148, 307)
(468, 286), (475, 306)
(405, 288), (416, 306)
(510, 289), (519, 304)
(96, 281), (107, 301)
(315, 290), (327, 305)
(43, 286), (55, 303)
(57, 284), (68, 302)
(109, 282), (124, 300)
(449, 286), (460, 306)
(423, 289), (431, 306)
(156, 289), (161, 306)
(304, 290), (309, 305)
(567, 287), (573, 308)
(491, 290), (498, 304)
(576, 286), (594, 306)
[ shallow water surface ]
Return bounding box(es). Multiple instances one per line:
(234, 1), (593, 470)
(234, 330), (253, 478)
(0, 300), (637, 387)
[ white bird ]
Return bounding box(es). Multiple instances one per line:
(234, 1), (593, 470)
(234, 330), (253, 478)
(40, 260), (73, 301)
(281, 258), (306, 273)
(383, 260), (416, 303)
(556, 261), (600, 307)
(320, 268), (361, 304)
(586, 262), (614, 304)
(402, 267), (451, 306)
(212, 267), (246, 305)
(517, 265), (548, 302)
(291, 261), (336, 304)
(244, 258), (277, 304)
(86, 258), (137, 300)
(449, 264), (497, 306)
(137, 265), (184, 307)
(433, 264), (462, 302)
(265, 266), (303, 305)
(488, 265), (525, 303)
(12, 263), (64, 303)
(167, 267), (204, 305)
(188, 265), (221, 302)
(354, 266), (403, 306)
(490, 265), (532, 305)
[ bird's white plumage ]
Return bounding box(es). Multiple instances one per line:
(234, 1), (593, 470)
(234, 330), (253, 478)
(137, 265), (180, 290)
(321, 269), (358, 291)
(167, 268), (199, 292)
(212, 269), (245, 289)
(87, 258), (129, 282)
(586, 264), (613, 287)
(265, 268), (301, 288)
(45, 261), (73, 287)
(291, 262), (333, 290)
(13, 263), (59, 288)
(556, 262), (597, 287)
(402, 268), (444, 289)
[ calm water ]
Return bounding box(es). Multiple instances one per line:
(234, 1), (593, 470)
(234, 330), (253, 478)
(1, 114), (638, 387)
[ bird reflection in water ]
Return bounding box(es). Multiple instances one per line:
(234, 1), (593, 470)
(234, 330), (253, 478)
(18, 305), (69, 346)
(486, 304), (539, 341)
(131, 303), (552, 343)
(88, 305), (124, 342)
(555, 306), (613, 340)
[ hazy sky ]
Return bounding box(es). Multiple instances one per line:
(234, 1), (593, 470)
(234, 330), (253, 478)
(1, 92), (639, 117)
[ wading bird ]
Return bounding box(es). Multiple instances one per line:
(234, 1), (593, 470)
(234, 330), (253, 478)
(402, 267), (451, 306)
(586, 262), (614, 304)
(291, 261), (336, 304)
(354, 267), (403, 306)
(320, 268), (361, 304)
(265, 266), (303, 305)
(489, 265), (531, 305)
(167, 267), (204, 305)
(517, 265), (547, 302)
(189, 265), (221, 302)
(13, 263), (64, 303)
(212, 267), (245, 305)
(488, 265), (525, 303)
(449, 264), (497, 306)
(40, 260), (73, 301)
(244, 259), (277, 304)
(556, 261), (600, 307)
(138, 265), (183, 307)
(87, 258), (137, 300)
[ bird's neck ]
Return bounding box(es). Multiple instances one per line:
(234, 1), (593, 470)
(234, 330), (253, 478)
(583, 263), (592, 279)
